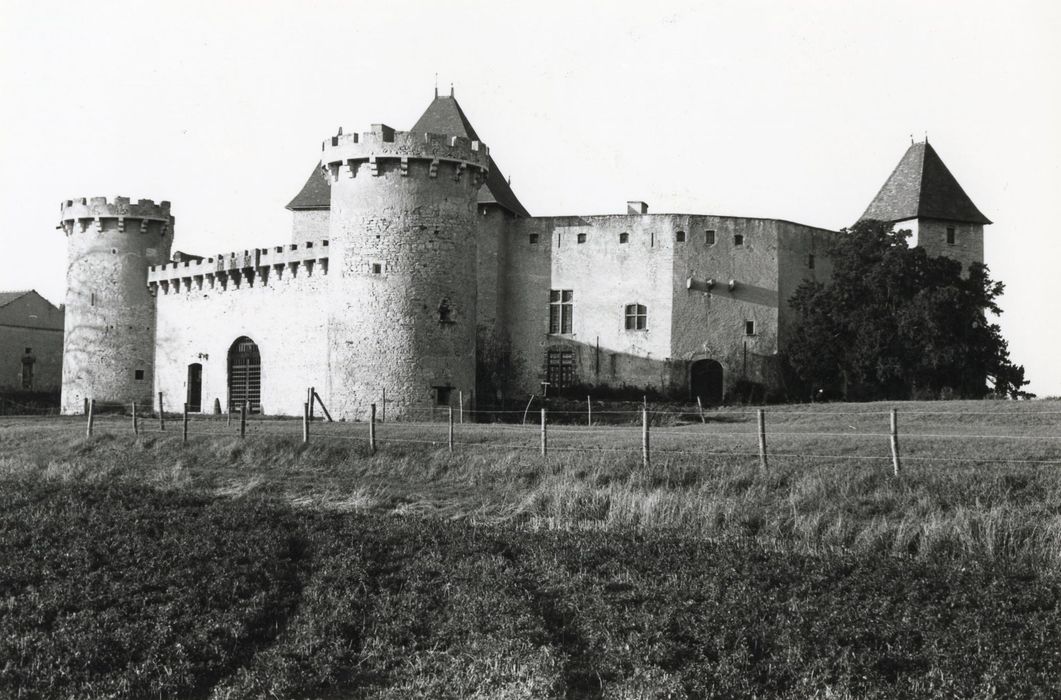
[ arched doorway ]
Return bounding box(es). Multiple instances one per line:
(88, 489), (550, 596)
(186, 363), (202, 412)
(228, 337), (261, 413)
(690, 359), (724, 405)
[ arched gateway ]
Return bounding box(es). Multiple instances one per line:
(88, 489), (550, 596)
(690, 359), (724, 405)
(228, 337), (261, 413)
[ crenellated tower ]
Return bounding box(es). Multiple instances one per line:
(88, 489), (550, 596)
(58, 197), (173, 414)
(321, 124), (489, 419)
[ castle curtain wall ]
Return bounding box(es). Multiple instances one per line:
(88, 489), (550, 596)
(153, 267), (328, 415)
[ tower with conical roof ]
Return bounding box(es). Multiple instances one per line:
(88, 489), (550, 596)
(860, 140), (991, 273)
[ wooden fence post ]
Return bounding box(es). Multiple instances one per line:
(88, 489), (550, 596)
(642, 406), (650, 468)
(448, 406), (454, 452)
(312, 389), (334, 422)
(382, 388), (386, 423)
(239, 402), (247, 438)
(182, 403), (189, 443)
(132, 401), (139, 436)
(83, 397), (89, 416)
(757, 409), (768, 471)
(587, 394), (592, 426)
(369, 403), (377, 454)
(303, 402), (310, 444)
(307, 387), (315, 420)
(890, 409), (901, 476)
(540, 407), (547, 457)
(459, 390), (464, 424)
(158, 392), (165, 431)
(86, 398), (95, 437)
(697, 396), (705, 424)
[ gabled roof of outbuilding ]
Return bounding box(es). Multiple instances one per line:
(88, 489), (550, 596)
(861, 141), (991, 225)
(0, 290), (32, 308)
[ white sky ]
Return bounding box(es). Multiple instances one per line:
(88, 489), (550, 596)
(2, 0), (1059, 395)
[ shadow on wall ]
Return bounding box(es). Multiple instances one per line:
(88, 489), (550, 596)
(478, 333), (790, 408)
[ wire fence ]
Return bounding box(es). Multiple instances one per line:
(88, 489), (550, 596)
(3, 393), (1059, 474)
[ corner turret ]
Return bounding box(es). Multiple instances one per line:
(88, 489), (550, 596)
(861, 140), (990, 273)
(58, 196), (174, 413)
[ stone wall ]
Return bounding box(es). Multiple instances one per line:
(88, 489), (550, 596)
(322, 128), (489, 420)
(900, 219), (984, 274)
(153, 259), (328, 415)
(59, 198), (172, 414)
(502, 213), (834, 399)
(291, 209), (329, 243)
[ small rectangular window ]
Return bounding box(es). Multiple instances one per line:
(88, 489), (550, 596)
(577, 232), (586, 244)
(371, 263), (382, 274)
(808, 254), (815, 269)
(705, 230), (716, 245)
(624, 303), (647, 330)
(676, 231), (686, 242)
(24, 347), (31, 354)
(434, 386), (452, 406)
(946, 227), (956, 245)
(529, 233), (540, 244)
(734, 234), (744, 246)
(619, 232), (629, 244)
(744, 321), (755, 336)
(134, 369), (145, 380)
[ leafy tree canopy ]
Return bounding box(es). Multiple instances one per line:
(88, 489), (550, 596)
(787, 219), (1031, 400)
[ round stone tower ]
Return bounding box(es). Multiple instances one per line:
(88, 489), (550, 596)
(321, 124), (489, 420)
(58, 197), (174, 414)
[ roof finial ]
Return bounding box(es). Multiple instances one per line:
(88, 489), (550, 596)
(434, 73), (438, 98)
(450, 82), (454, 98)
(924, 131), (929, 144)
(910, 133), (914, 145)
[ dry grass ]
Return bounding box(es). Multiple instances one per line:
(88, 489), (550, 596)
(2, 399), (1060, 569)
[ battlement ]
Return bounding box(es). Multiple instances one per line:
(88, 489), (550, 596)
(61, 196), (172, 223)
(147, 239), (329, 293)
(320, 127), (489, 181)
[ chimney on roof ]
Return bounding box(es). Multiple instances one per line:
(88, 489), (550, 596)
(627, 201), (649, 215)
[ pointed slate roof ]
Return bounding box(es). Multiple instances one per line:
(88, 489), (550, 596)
(411, 94), (530, 217)
(861, 141), (991, 225)
(286, 162), (330, 210)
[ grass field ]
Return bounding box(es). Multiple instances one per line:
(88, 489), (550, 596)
(2, 400), (1060, 697)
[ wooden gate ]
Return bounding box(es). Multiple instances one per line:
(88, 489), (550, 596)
(227, 337), (261, 413)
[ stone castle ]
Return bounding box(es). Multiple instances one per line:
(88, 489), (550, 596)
(56, 91), (991, 418)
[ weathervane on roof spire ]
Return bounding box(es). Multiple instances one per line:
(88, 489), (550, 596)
(910, 134), (914, 145)
(450, 82), (454, 98)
